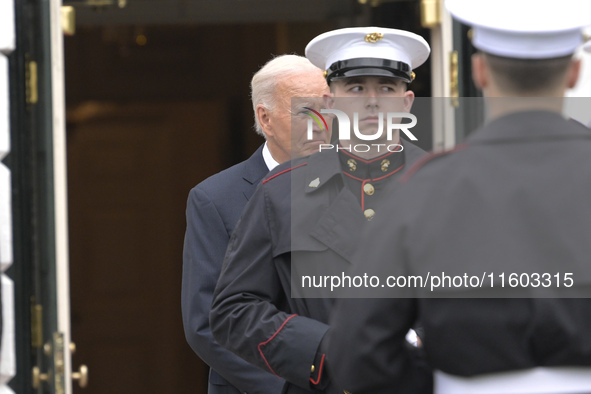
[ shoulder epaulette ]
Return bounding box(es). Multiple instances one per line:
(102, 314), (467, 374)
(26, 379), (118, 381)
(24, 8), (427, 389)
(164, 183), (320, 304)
(401, 142), (469, 184)
(262, 162), (308, 184)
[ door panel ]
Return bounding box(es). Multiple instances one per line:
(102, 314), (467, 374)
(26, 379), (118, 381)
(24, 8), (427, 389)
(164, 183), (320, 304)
(67, 102), (227, 393)
(7, 0), (72, 392)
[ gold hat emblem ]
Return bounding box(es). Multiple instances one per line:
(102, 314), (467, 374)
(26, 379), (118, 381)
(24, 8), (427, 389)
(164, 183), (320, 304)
(411, 71), (416, 81)
(365, 32), (384, 43)
(309, 177), (320, 188)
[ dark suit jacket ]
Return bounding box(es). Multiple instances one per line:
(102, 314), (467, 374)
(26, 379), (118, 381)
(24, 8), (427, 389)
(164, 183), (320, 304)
(182, 145), (285, 394)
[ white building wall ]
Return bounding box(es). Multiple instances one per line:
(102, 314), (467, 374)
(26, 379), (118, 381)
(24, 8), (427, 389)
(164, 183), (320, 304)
(0, 0), (16, 393)
(565, 27), (591, 126)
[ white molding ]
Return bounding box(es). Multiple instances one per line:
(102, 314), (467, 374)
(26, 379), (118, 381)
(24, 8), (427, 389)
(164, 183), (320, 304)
(0, 1), (15, 54)
(0, 276), (15, 387)
(430, 2), (456, 151)
(0, 55), (9, 161)
(0, 20), (13, 392)
(564, 27), (591, 125)
(0, 165), (11, 271)
(49, 0), (73, 392)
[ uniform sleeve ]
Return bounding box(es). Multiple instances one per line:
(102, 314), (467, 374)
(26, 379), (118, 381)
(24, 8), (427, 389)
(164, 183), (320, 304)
(326, 214), (433, 394)
(211, 183), (329, 391)
(181, 186), (285, 393)
(327, 297), (431, 394)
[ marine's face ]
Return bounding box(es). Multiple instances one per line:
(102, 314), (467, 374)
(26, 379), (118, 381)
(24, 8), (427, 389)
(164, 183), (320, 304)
(328, 76), (414, 144)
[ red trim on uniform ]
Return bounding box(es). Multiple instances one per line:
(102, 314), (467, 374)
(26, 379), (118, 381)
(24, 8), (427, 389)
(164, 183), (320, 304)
(371, 164), (404, 181)
(309, 353), (326, 385)
(343, 171), (365, 183)
(342, 162), (404, 212)
(262, 163), (308, 185)
(342, 164), (404, 183)
(257, 314), (298, 376)
(339, 143), (402, 163)
(361, 179), (368, 211)
(401, 143), (469, 184)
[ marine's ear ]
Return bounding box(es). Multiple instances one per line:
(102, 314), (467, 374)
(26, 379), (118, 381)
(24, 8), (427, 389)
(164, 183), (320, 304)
(566, 58), (581, 89)
(471, 53), (489, 90)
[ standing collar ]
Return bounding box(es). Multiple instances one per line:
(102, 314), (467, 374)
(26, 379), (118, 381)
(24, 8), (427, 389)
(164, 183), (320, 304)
(303, 140), (414, 193)
(338, 144), (404, 181)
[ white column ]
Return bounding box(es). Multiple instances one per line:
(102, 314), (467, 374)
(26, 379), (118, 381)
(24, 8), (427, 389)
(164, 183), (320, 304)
(564, 26), (591, 126)
(49, 0), (73, 392)
(0, 0), (16, 392)
(429, 1), (456, 151)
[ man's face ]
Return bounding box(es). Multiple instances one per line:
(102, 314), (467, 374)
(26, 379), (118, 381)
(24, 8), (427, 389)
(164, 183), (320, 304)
(263, 71), (330, 162)
(328, 76), (414, 144)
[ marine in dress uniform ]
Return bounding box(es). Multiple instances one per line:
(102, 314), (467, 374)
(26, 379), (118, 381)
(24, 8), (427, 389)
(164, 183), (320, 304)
(327, 1), (591, 393)
(210, 27), (430, 393)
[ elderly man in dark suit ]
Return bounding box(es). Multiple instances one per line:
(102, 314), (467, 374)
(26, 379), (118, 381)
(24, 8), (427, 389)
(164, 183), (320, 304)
(181, 54), (329, 394)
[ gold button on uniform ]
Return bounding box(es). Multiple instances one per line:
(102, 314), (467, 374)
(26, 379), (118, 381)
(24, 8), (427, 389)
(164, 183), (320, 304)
(363, 183), (375, 196)
(347, 159), (357, 172)
(311, 365), (315, 373)
(364, 209), (375, 220)
(381, 159), (390, 172)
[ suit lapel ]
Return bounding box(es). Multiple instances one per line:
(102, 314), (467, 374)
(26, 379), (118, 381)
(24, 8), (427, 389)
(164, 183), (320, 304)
(241, 144), (269, 201)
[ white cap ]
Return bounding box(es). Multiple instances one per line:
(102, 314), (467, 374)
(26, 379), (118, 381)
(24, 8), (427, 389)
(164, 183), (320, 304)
(585, 41), (591, 53)
(305, 27), (430, 83)
(446, 0), (591, 59)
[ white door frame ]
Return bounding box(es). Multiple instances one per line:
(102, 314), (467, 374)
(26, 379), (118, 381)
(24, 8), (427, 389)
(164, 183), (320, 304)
(429, 0), (456, 151)
(49, 0), (73, 392)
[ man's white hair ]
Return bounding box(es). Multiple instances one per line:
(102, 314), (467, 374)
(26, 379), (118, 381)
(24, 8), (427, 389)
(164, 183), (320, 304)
(251, 54), (323, 136)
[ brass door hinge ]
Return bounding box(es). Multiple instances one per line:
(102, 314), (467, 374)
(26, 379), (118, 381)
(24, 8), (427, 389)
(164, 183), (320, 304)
(31, 300), (43, 348)
(421, 0), (442, 28)
(25, 57), (38, 105)
(32, 333), (89, 391)
(450, 50), (459, 107)
(61, 6), (76, 36)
